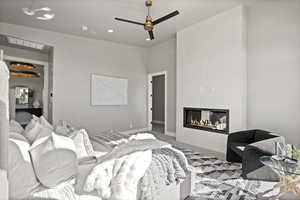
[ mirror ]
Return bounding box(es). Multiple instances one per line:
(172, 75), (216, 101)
(15, 87), (29, 104)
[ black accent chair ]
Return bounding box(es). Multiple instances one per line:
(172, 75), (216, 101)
(227, 129), (282, 181)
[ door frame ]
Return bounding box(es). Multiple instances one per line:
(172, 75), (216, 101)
(148, 71), (167, 134)
(3, 55), (50, 120)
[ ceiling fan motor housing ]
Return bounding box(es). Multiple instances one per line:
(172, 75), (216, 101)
(145, 0), (152, 7)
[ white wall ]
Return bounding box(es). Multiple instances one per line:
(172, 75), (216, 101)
(147, 38), (177, 134)
(246, 0), (300, 147)
(0, 23), (148, 135)
(176, 6), (247, 153)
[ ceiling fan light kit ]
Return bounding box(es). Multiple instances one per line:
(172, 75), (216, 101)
(115, 0), (179, 40)
(23, 4), (55, 21)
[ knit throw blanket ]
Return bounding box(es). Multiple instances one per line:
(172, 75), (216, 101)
(87, 133), (189, 200)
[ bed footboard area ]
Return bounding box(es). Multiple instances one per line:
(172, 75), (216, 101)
(155, 171), (192, 200)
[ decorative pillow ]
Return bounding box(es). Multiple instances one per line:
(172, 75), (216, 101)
(9, 131), (28, 142)
(34, 125), (53, 142)
(39, 116), (53, 130)
(9, 120), (24, 134)
(29, 133), (78, 188)
(52, 132), (77, 152)
(8, 139), (40, 199)
(54, 120), (75, 136)
(70, 129), (94, 158)
(23, 117), (42, 143)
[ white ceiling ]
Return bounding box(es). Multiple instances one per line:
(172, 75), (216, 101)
(0, 0), (250, 47)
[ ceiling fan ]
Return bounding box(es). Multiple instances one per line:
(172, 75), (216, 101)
(115, 0), (179, 40)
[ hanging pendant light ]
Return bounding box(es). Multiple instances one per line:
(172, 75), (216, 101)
(10, 62), (35, 70)
(10, 70), (40, 78)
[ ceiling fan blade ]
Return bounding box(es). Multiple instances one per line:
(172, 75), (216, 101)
(115, 18), (144, 26)
(153, 10), (179, 25)
(148, 30), (154, 40)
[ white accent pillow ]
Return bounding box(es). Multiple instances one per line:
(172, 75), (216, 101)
(10, 138), (31, 162)
(30, 133), (78, 188)
(52, 132), (76, 152)
(39, 116), (53, 130)
(9, 131), (28, 142)
(8, 139), (40, 199)
(23, 117), (43, 143)
(54, 120), (75, 136)
(9, 120), (24, 134)
(70, 129), (94, 158)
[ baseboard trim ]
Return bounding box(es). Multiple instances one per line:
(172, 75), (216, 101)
(152, 120), (165, 125)
(166, 131), (176, 137)
(119, 128), (150, 135)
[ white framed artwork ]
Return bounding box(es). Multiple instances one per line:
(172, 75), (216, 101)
(91, 74), (128, 106)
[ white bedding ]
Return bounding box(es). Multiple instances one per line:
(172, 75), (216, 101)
(31, 133), (189, 200)
(84, 150), (152, 200)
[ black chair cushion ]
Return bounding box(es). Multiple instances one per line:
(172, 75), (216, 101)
(230, 142), (248, 157)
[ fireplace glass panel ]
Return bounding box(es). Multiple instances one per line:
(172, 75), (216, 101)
(184, 108), (229, 134)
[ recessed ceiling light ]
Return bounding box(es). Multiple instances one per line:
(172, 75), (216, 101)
(107, 29), (114, 33)
(82, 25), (88, 31)
(35, 7), (52, 12)
(23, 8), (35, 16)
(37, 13), (55, 20)
(146, 38), (151, 41)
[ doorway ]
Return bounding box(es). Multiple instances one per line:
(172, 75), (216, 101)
(148, 71), (167, 134)
(4, 56), (51, 126)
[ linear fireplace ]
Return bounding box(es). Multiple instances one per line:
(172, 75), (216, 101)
(184, 107), (229, 134)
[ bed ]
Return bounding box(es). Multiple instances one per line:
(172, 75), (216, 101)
(30, 131), (192, 200)
(4, 116), (192, 200)
(5, 118), (192, 200)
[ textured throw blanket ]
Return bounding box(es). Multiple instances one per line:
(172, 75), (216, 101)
(83, 139), (169, 200)
(31, 133), (189, 200)
(86, 133), (189, 200)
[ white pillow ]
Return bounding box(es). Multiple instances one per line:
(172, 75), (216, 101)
(29, 133), (77, 188)
(52, 132), (76, 153)
(9, 120), (24, 134)
(10, 138), (31, 162)
(23, 118), (43, 143)
(70, 129), (94, 158)
(8, 139), (40, 199)
(54, 120), (75, 136)
(39, 116), (53, 130)
(34, 125), (53, 142)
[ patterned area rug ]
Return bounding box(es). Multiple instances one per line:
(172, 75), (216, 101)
(174, 147), (278, 200)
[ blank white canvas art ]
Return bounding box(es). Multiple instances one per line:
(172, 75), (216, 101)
(91, 74), (128, 105)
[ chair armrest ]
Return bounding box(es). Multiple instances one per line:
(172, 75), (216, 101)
(242, 146), (278, 181)
(226, 130), (255, 162)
